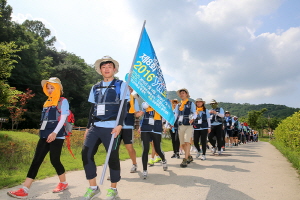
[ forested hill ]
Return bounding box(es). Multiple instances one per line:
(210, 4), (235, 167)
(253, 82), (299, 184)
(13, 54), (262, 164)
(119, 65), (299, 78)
(167, 91), (299, 119)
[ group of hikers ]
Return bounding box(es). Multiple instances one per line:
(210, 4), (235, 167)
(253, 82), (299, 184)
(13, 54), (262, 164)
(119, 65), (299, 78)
(7, 55), (258, 200)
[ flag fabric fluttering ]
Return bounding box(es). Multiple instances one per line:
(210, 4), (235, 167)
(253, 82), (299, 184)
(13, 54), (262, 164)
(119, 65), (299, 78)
(127, 25), (175, 125)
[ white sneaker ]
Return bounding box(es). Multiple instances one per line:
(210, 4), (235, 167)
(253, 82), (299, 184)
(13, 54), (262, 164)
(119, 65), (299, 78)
(162, 160), (168, 171)
(130, 164), (137, 173)
(196, 151), (201, 158)
(143, 170), (148, 179)
(211, 147), (216, 154)
(218, 151), (222, 155)
(221, 148), (224, 152)
(200, 155), (206, 160)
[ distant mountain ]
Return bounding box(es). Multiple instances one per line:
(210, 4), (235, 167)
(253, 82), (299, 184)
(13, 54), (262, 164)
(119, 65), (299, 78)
(137, 91), (299, 119)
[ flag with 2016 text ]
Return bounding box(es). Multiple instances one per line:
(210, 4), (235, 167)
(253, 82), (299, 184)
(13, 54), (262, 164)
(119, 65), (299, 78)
(127, 27), (175, 125)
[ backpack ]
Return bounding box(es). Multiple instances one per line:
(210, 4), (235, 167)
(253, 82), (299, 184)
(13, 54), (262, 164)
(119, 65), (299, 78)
(57, 97), (76, 159)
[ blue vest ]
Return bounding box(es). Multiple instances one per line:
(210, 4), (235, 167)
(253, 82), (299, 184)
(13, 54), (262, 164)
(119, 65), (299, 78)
(124, 101), (135, 126)
(40, 106), (66, 138)
(178, 101), (192, 125)
(210, 107), (223, 124)
(92, 79), (123, 121)
(141, 111), (162, 132)
(225, 117), (232, 128)
(193, 110), (208, 129)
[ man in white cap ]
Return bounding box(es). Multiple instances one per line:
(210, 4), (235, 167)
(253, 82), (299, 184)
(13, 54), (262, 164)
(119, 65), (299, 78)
(174, 88), (196, 168)
(81, 56), (129, 200)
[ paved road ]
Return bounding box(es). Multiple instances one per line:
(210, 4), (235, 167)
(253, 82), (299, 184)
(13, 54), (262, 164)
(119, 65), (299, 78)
(1, 141), (299, 200)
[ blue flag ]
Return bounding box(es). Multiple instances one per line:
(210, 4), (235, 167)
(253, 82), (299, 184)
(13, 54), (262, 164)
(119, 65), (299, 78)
(127, 27), (175, 125)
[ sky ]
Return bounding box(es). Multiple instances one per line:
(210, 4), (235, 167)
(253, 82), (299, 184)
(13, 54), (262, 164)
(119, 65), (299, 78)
(7, 0), (300, 108)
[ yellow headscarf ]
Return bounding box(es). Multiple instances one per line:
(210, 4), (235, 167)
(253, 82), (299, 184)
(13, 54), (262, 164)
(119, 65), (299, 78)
(179, 99), (189, 111)
(146, 106), (161, 120)
(129, 94), (135, 114)
(43, 82), (61, 107)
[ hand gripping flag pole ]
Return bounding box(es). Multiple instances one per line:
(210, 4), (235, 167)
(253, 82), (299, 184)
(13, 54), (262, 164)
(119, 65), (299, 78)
(100, 20), (146, 185)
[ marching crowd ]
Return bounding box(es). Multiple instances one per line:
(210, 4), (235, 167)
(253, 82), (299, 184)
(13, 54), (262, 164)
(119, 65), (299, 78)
(7, 56), (258, 200)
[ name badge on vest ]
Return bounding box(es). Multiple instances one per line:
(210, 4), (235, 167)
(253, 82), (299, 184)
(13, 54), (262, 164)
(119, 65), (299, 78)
(97, 105), (105, 115)
(40, 121), (47, 130)
(227, 122), (230, 126)
(178, 115), (183, 122)
(149, 117), (154, 125)
(198, 119), (202, 124)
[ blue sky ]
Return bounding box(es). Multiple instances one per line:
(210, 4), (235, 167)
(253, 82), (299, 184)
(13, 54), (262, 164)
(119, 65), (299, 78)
(7, 0), (300, 108)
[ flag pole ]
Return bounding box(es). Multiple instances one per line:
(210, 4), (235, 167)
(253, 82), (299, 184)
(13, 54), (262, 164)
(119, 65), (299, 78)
(100, 20), (146, 185)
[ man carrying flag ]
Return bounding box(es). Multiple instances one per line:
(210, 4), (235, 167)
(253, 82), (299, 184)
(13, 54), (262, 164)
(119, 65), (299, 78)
(81, 56), (129, 200)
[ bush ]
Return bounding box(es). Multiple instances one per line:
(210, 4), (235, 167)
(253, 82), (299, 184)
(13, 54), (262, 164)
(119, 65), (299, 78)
(274, 111), (300, 152)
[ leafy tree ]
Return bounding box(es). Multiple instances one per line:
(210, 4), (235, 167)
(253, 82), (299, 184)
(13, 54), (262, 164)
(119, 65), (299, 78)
(7, 88), (35, 130)
(248, 108), (267, 130)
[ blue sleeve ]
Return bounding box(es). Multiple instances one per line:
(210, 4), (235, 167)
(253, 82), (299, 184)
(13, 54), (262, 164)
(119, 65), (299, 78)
(219, 108), (225, 115)
(134, 99), (140, 111)
(174, 105), (179, 115)
(121, 82), (130, 100)
(61, 99), (69, 115)
(88, 86), (95, 103)
(140, 108), (146, 126)
(191, 102), (196, 113)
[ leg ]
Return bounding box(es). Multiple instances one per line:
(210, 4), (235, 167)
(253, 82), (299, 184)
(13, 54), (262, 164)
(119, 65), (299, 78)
(49, 139), (65, 178)
(150, 132), (165, 161)
(193, 130), (201, 152)
(208, 126), (217, 148)
(216, 125), (223, 151)
(99, 128), (122, 188)
(200, 129), (208, 155)
(81, 126), (102, 186)
(26, 139), (51, 187)
(122, 129), (137, 165)
(141, 132), (151, 171)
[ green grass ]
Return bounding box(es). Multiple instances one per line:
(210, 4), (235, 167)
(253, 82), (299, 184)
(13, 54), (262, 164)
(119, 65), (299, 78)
(259, 136), (271, 142)
(0, 131), (173, 189)
(270, 139), (300, 174)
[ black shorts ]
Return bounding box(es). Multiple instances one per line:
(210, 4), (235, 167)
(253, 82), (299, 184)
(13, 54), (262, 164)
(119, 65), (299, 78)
(233, 130), (239, 137)
(120, 129), (134, 144)
(226, 129), (233, 137)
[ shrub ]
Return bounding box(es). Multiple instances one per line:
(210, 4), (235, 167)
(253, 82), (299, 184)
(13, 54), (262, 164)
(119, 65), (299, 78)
(274, 111), (300, 152)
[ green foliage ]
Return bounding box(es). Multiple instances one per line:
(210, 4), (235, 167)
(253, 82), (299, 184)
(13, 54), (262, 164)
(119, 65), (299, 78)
(274, 111), (300, 152)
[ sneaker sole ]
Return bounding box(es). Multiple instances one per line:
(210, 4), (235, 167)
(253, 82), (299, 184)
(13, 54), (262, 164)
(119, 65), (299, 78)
(7, 192), (27, 199)
(53, 186), (68, 193)
(180, 165), (187, 168)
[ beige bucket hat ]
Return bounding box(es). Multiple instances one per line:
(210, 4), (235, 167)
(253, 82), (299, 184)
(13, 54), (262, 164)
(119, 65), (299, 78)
(94, 55), (119, 75)
(41, 77), (63, 94)
(177, 88), (190, 98)
(195, 98), (205, 104)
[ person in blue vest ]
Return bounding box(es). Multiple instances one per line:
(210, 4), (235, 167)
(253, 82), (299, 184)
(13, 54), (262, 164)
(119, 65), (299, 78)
(208, 99), (225, 155)
(174, 88), (196, 168)
(120, 87), (143, 173)
(139, 102), (168, 179)
(224, 111), (234, 148)
(232, 116), (241, 146)
(81, 56), (129, 200)
(8, 77), (69, 199)
(192, 98), (211, 160)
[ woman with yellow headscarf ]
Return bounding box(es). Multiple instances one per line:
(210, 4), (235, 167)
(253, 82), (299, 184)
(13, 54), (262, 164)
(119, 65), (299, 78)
(8, 77), (70, 199)
(139, 102), (168, 179)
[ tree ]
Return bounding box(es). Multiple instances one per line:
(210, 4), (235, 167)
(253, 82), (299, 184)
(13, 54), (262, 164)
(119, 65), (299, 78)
(248, 108), (267, 136)
(7, 88), (35, 130)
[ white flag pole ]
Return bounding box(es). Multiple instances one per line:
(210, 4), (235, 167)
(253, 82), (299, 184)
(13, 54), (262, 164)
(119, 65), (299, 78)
(100, 20), (146, 185)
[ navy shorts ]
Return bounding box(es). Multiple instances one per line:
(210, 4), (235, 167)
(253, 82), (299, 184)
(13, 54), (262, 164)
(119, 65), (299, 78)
(120, 129), (134, 144)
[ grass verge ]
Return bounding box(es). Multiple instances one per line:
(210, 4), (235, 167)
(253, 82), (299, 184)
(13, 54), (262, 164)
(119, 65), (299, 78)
(0, 131), (173, 189)
(270, 139), (300, 175)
